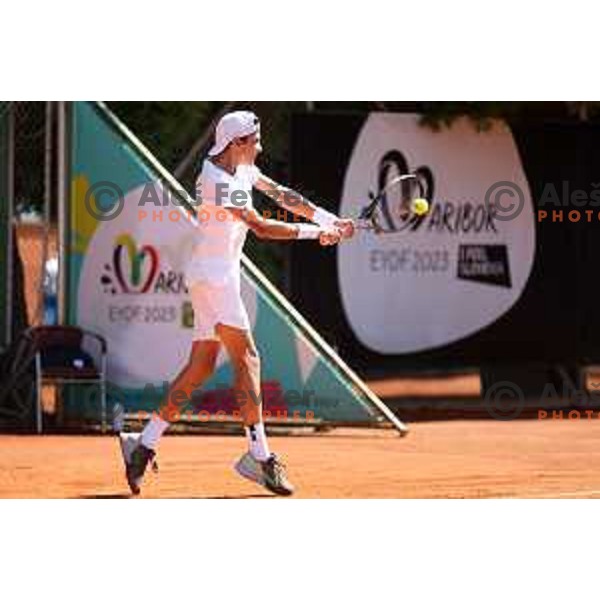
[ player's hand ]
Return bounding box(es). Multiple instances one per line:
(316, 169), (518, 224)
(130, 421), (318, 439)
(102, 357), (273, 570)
(319, 228), (342, 246)
(334, 218), (355, 240)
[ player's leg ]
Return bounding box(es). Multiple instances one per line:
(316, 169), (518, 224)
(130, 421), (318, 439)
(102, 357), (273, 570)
(121, 278), (225, 494)
(216, 323), (294, 496)
(124, 340), (220, 492)
(142, 339), (221, 446)
(123, 339), (220, 495)
(137, 280), (222, 449)
(215, 323), (263, 432)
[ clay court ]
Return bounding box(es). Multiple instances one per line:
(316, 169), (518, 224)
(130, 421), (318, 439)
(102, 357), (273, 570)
(2, 418), (600, 498)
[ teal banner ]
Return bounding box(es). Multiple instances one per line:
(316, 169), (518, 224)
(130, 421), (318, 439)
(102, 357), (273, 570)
(65, 101), (401, 431)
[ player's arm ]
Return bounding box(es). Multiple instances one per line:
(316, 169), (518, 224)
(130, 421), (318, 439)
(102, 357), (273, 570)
(225, 206), (340, 246)
(254, 173), (355, 239)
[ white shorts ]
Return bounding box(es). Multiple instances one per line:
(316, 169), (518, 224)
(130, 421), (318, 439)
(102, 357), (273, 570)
(188, 279), (250, 341)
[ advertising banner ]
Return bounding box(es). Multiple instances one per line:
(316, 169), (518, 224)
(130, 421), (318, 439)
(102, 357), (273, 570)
(66, 102), (397, 428)
(291, 113), (600, 373)
(338, 114), (535, 354)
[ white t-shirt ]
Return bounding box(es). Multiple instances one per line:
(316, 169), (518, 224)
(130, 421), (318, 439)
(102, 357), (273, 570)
(185, 159), (261, 285)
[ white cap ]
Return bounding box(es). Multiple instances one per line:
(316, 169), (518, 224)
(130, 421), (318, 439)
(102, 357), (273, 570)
(208, 111), (260, 157)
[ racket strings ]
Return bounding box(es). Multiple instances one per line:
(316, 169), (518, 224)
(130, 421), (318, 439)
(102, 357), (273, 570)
(358, 173), (427, 233)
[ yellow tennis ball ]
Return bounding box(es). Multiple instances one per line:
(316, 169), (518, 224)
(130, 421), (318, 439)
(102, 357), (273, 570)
(411, 198), (429, 216)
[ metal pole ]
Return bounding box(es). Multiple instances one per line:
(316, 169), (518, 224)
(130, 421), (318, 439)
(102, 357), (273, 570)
(35, 352), (43, 433)
(5, 102), (14, 346)
(100, 353), (107, 434)
(57, 101), (67, 326)
(39, 101), (53, 326)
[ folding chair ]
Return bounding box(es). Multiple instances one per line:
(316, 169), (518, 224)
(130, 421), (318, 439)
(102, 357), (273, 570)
(24, 325), (108, 433)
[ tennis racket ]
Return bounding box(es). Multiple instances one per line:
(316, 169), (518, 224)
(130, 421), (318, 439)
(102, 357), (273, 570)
(355, 169), (432, 234)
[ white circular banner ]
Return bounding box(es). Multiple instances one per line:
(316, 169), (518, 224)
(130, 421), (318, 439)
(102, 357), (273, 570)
(77, 181), (257, 386)
(338, 114), (535, 354)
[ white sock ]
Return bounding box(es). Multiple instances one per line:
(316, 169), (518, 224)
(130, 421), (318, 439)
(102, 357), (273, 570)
(245, 422), (271, 462)
(140, 416), (170, 450)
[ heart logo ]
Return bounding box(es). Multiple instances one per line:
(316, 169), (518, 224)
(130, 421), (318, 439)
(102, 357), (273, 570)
(113, 234), (159, 294)
(374, 150), (435, 233)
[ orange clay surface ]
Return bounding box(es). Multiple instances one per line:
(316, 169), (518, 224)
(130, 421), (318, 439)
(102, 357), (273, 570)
(2, 419), (600, 498)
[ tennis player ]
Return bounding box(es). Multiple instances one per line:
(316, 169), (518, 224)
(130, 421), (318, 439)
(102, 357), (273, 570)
(120, 110), (354, 496)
